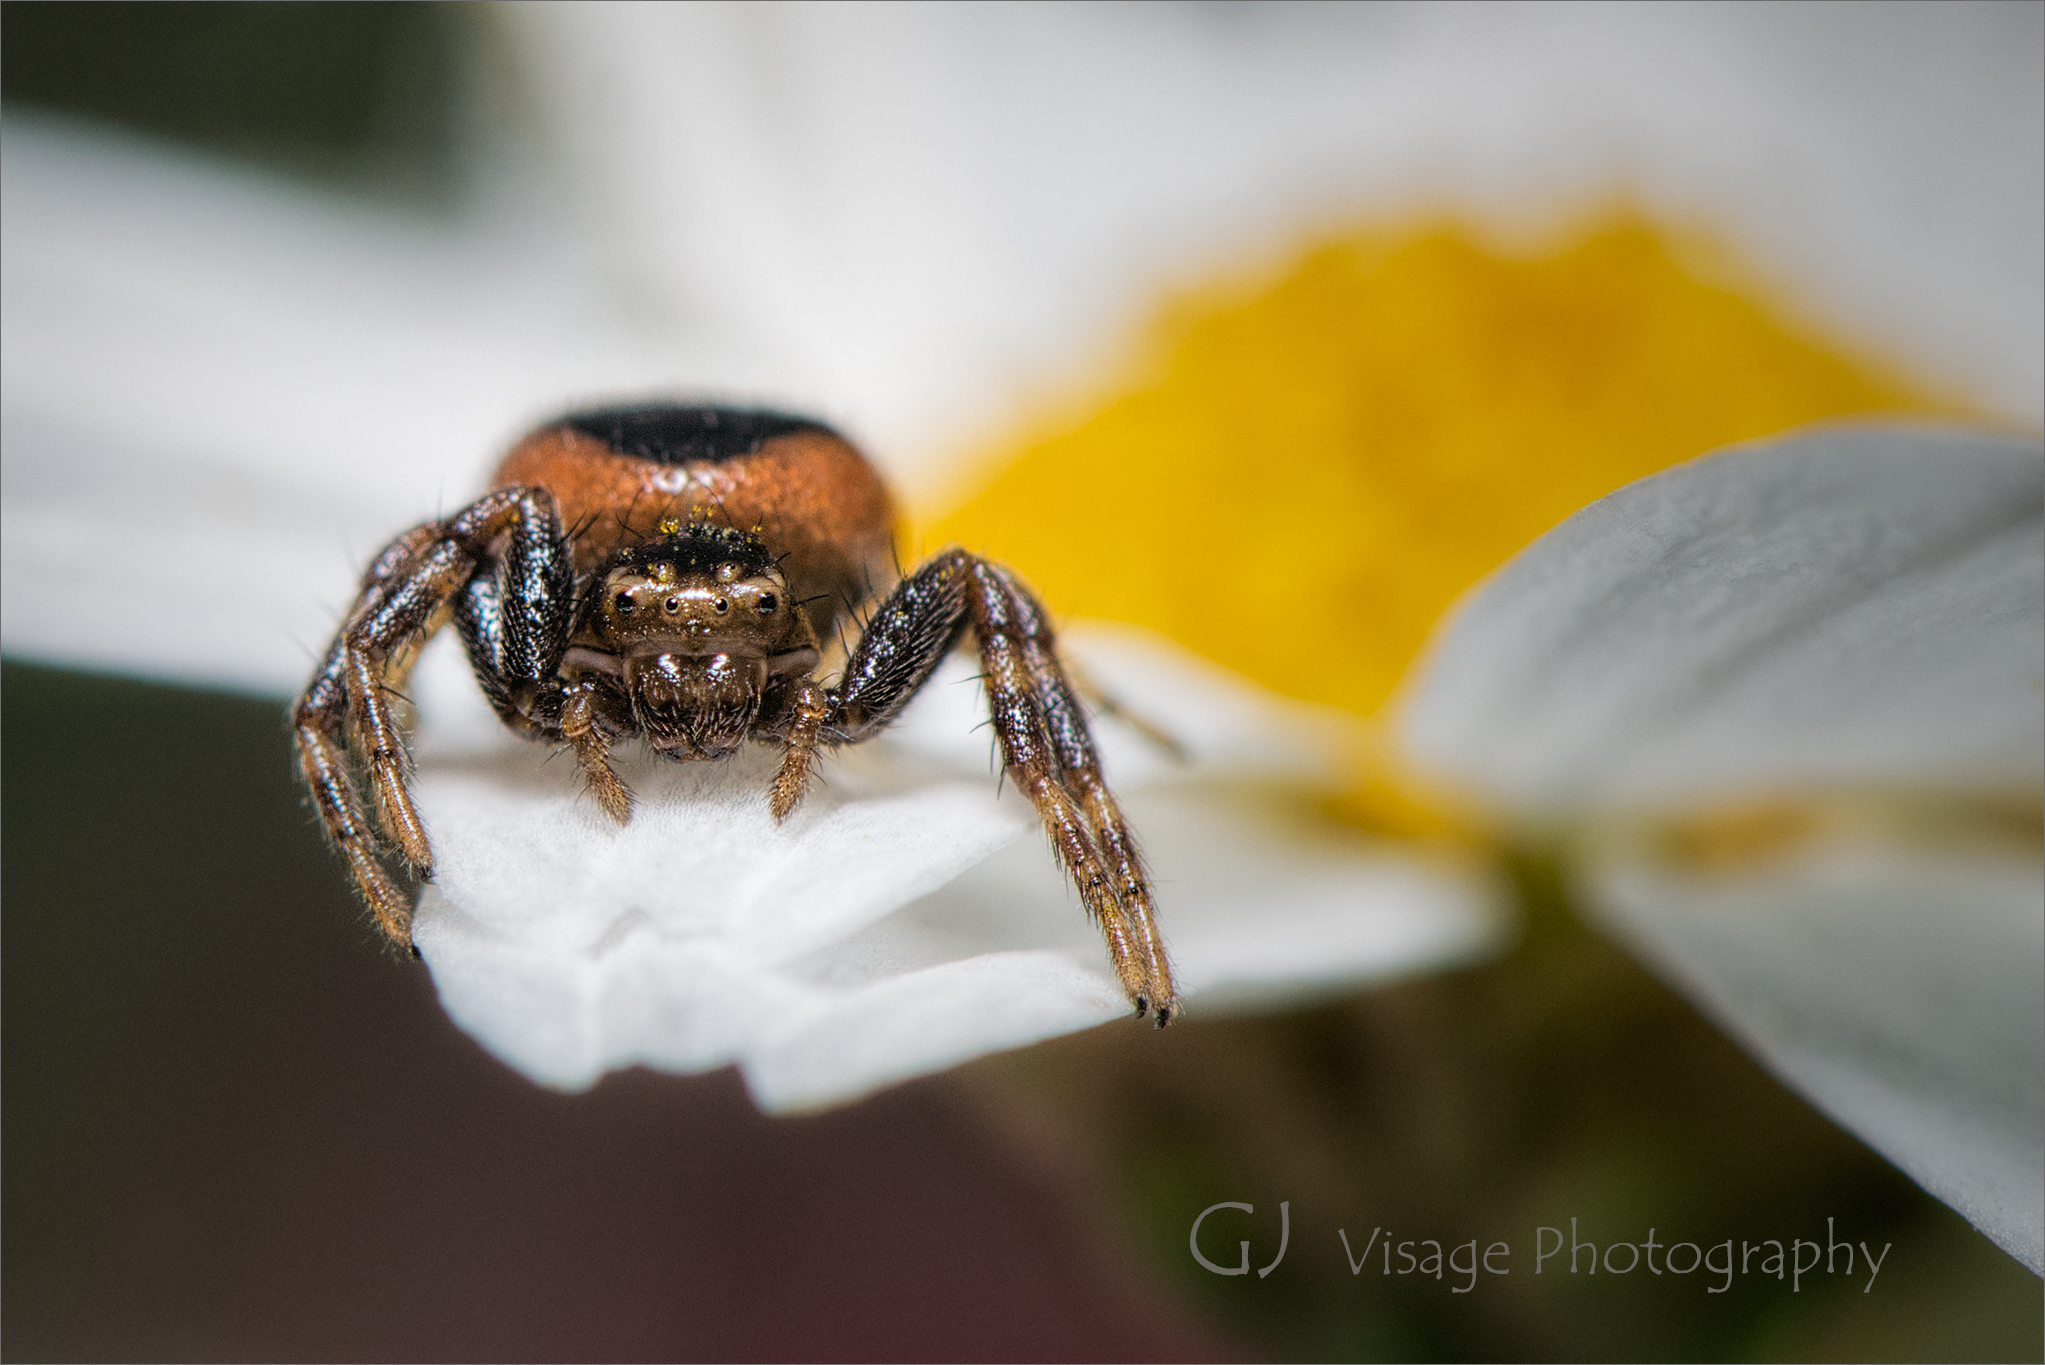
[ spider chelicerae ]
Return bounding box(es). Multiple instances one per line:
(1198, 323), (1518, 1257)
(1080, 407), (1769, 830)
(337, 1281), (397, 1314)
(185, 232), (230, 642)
(294, 403), (1178, 1022)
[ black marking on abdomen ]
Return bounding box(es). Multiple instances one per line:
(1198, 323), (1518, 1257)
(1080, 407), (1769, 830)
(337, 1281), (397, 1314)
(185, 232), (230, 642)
(562, 404), (833, 464)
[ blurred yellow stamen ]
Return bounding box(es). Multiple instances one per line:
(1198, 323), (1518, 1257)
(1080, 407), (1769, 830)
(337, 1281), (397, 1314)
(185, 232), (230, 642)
(917, 216), (1946, 839)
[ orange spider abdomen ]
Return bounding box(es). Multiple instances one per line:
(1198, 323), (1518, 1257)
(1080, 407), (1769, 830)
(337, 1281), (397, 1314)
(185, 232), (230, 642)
(493, 408), (896, 637)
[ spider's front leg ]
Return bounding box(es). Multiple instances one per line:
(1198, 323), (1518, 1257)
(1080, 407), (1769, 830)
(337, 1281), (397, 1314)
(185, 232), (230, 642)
(294, 486), (571, 946)
(808, 549), (1179, 1023)
(448, 556), (632, 822)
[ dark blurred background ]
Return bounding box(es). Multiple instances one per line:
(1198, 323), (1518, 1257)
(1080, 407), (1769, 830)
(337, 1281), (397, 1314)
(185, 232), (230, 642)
(1, 662), (1219, 1362)
(3, 6), (2040, 1361)
(0, 0), (459, 202)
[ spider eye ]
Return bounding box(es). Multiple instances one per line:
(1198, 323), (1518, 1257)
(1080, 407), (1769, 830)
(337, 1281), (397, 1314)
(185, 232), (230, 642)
(712, 597), (729, 614)
(663, 597), (680, 613)
(757, 592), (778, 614)
(614, 592), (634, 614)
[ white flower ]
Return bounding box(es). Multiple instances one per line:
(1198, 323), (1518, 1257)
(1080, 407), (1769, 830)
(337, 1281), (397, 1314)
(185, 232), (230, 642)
(0, 112), (1507, 1114)
(3, 1), (2037, 1270)
(1400, 422), (2045, 1272)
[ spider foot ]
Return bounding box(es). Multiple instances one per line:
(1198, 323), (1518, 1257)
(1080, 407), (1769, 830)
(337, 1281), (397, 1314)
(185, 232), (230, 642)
(585, 766), (636, 826)
(1133, 992), (1180, 1027)
(344, 842), (415, 948)
(768, 765), (810, 822)
(368, 754), (434, 872)
(769, 678), (827, 821)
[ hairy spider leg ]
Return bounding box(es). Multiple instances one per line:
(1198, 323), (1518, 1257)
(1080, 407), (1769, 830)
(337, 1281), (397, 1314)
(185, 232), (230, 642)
(560, 681), (634, 823)
(448, 573), (520, 727)
(294, 486), (572, 946)
(765, 675), (831, 820)
(444, 536), (633, 821)
(989, 563), (1178, 1023)
(294, 692), (411, 944)
(811, 548), (1179, 1023)
(296, 526), (445, 940)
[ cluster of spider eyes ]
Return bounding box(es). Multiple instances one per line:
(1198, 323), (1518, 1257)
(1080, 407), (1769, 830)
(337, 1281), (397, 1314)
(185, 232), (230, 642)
(612, 589), (779, 616)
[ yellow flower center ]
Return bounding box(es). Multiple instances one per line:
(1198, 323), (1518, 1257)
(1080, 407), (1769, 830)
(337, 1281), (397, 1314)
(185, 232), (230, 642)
(915, 216), (1944, 835)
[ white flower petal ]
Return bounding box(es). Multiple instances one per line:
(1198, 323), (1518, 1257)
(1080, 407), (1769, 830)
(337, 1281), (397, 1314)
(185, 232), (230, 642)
(740, 954), (1127, 1115)
(1589, 839), (2043, 1274)
(0, 116), (779, 696)
(885, 785), (1509, 1019)
(407, 633), (1032, 1088)
(411, 624), (1507, 1108)
(1400, 424), (2045, 1269)
(1403, 423), (2044, 814)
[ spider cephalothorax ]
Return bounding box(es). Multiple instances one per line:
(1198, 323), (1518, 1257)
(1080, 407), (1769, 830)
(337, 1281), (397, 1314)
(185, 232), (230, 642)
(295, 403), (1178, 1023)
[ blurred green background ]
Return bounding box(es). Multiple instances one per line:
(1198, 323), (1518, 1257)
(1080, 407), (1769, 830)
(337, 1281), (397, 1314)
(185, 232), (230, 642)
(3, 6), (2038, 1361)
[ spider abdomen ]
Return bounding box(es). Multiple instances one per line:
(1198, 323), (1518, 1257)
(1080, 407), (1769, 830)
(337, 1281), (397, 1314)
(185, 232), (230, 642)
(492, 403), (895, 638)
